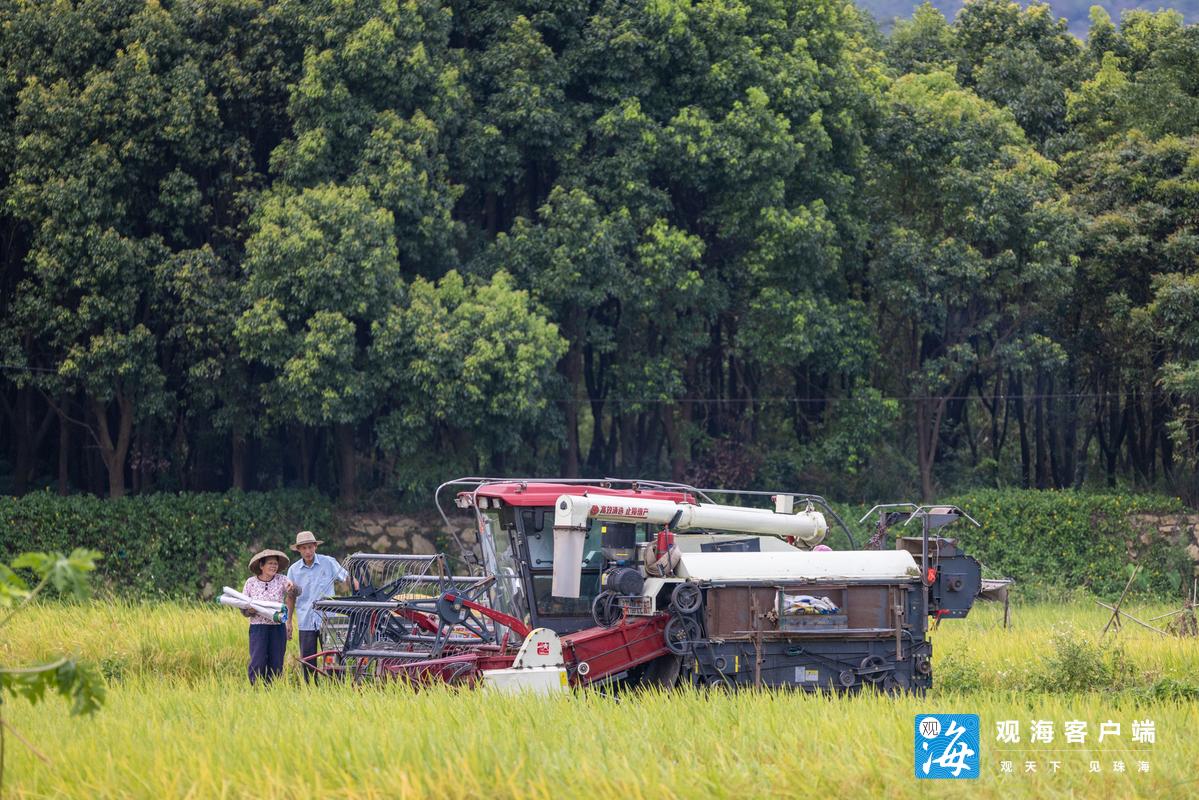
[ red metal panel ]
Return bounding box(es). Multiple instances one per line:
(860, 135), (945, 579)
(561, 614), (670, 683)
(385, 650), (517, 686)
(460, 482), (694, 508)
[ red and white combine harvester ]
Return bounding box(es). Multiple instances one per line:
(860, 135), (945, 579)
(311, 478), (984, 693)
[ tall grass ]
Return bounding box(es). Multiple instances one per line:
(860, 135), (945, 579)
(3, 599), (1198, 798)
(5, 677), (1197, 799)
(6, 598), (1195, 691)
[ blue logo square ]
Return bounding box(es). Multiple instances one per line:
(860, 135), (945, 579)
(915, 714), (980, 779)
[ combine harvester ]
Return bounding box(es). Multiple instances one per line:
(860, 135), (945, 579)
(310, 478), (984, 694)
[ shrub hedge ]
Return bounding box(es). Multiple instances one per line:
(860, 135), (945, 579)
(1, 487), (1193, 600)
(942, 489), (1194, 599)
(0, 490), (335, 598)
(830, 489), (1193, 599)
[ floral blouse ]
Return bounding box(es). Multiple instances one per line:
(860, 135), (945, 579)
(242, 574), (287, 625)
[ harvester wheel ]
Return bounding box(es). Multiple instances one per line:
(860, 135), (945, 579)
(445, 661), (477, 686)
(858, 655), (889, 684)
(669, 583), (702, 615)
(664, 615), (701, 655)
(637, 654), (682, 688)
(591, 590), (621, 627)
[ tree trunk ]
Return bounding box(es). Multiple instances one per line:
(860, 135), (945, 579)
(231, 428), (247, 491)
(561, 339), (582, 477)
(961, 397), (978, 467)
(12, 386), (33, 494)
(619, 412), (637, 473)
(484, 190), (498, 239)
(1073, 420), (1095, 490)
(584, 345), (608, 472)
(708, 319), (723, 438)
(915, 397), (946, 501)
(1034, 373), (1050, 489)
(1012, 372), (1031, 488)
(93, 395), (133, 499)
(57, 410), (70, 495)
(297, 427), (311, 487)
(336, 422), (357, 504)
(1094, 382), (1126, 488)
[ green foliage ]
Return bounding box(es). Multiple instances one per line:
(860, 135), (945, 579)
(869, 69), (1076, 495)
(0, 491), (334, 598)
(0, 657), (105, 718)
(1030, 627), (1134, 693)
(3, 550), (101, 605)
(373, 269), (567, 493)
(1065, 9), (1199, 144)
(238, 184), (402, 426)
(1147, 272), (1199, 498)
(2, 0), (1199, 510)
(942, 489), (1191, 598)
(1, 548), (105, 731)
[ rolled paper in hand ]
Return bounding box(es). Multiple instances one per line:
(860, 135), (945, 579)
(219, 593), (288, 623)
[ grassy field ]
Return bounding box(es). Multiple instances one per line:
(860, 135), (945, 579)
(2, 599), (1198, 798)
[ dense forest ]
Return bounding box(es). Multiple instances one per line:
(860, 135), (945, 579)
(1, 0), (1198, 506)
(860, 0), (1198, 35)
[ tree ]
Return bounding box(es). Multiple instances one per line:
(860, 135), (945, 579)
(952, 0), (1085, 149)
(0, 548), (104, 791)
(869, 71), (1076, 498)
(372, 270), (567, 490)
(1148, 272), (1199, 502)
(1066, 133), (1199, 488)
(886, 2), (956, 76)
(4, 2), (222, 497)
(236, 184), (403, 501)
(475, 0), (883, 481)
(1068, 9), (1199, 143)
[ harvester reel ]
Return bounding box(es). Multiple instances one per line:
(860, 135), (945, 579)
(664, 615), (702, 655)
(434, 592), (491, 640)
(669, 583), (702, 615)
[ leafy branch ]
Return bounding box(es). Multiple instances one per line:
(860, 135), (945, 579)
(0, 549), (106, 796)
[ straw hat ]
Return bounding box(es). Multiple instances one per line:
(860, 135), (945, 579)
(290, 530), (324, 551)
(248, 549), (290, 575)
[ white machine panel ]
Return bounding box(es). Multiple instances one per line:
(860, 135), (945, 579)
(675, 550), (921, 582)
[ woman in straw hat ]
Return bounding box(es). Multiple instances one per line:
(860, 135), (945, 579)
(243, 549), (299, 685)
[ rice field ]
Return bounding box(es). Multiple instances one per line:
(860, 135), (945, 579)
(2, 599), (1197, 799)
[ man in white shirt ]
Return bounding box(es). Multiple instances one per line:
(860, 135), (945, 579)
(286, 530), (349, 682)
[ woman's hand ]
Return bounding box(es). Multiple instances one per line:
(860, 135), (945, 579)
(241, 608), (256, 618)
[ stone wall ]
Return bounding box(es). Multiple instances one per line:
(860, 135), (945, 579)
(334, 511), (480, 568)
(1128, 513), (1199, 576)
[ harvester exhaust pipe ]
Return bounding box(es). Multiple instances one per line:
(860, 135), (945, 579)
(552, 496), (589, 598)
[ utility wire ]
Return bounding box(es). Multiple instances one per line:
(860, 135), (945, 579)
(0, 362), (1144, 405)
(0, 363), (58, 373)
(550, 393), (1140, 404)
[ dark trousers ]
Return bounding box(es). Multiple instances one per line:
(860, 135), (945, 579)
(298, 629), (322, 683)
(248, 624), (286, 685)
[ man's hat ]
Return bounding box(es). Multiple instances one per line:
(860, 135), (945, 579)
(248, 549), (290, 575)
(290, 530), (324, 551)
